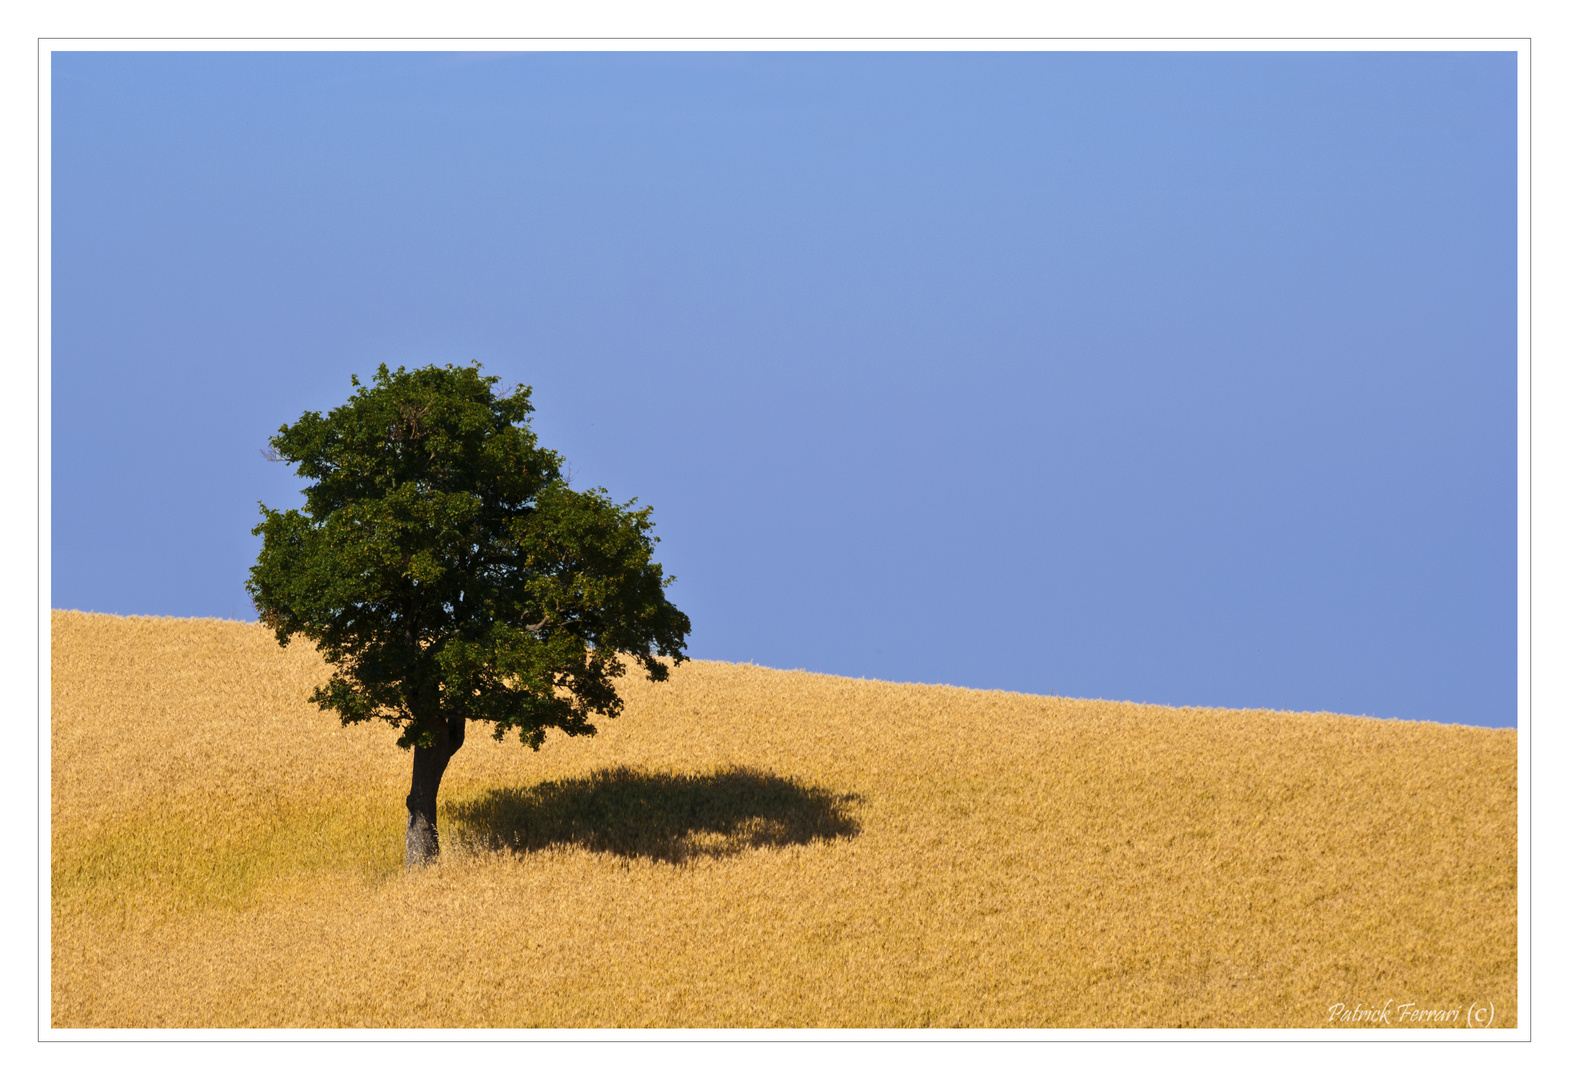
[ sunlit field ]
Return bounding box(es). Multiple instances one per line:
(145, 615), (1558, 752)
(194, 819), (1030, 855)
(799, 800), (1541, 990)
(50, 611), (1516, 1028)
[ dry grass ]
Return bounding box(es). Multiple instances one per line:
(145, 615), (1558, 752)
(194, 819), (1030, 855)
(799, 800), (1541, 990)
(50, 611), (1517, 1029)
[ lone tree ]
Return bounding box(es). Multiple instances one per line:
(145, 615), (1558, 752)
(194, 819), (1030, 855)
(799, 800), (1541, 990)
(247, 362), (690, 867)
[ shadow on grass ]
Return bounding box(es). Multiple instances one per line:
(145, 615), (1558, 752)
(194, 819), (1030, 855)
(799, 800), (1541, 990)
(446, 766), (862, 864)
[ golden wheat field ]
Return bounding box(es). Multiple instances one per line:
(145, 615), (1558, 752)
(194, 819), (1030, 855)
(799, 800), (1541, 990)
(49, 610), (1517, 1029)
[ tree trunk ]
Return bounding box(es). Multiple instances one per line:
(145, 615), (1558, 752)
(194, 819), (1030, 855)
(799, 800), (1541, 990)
(405, 714), (466, 868)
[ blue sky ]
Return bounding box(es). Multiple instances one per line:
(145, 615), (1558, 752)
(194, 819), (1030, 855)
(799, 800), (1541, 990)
(49, 50), (1518, 726)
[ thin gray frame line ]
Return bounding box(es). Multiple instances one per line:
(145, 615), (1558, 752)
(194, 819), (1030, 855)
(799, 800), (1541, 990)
(36, 35), (1533, 41)
(36, 40), (1532, 1044)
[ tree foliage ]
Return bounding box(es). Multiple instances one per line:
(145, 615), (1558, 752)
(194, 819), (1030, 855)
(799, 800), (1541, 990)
(246, 362), (691, 755)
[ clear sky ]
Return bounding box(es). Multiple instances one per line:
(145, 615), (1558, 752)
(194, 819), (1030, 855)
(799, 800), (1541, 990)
(49, 50), (1518, 726)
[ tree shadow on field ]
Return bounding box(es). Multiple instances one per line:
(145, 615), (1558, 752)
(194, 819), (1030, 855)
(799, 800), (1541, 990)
(446, 766), (862, 864)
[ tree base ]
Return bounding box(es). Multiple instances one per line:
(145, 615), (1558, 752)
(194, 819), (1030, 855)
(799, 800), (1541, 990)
(403, 716), (465, 869)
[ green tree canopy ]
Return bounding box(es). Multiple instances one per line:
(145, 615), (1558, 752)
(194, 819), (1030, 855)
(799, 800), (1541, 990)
(247, 362), (690, 865)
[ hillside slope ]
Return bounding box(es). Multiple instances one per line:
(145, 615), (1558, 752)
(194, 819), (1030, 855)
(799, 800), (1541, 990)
(50, 611), (1516, 1028)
